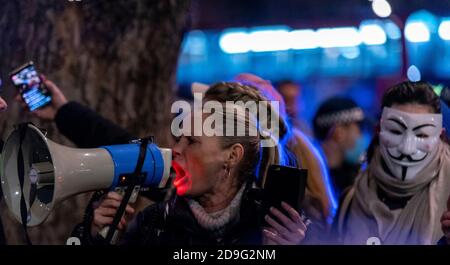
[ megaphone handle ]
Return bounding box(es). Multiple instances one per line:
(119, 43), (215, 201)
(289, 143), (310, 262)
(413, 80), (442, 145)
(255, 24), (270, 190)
(98, 226), (120, 245)
(98, 186), (140, 244)
(100, 138), (150, 244)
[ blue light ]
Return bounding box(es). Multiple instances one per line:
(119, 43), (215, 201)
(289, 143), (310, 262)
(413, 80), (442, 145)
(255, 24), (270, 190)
(316, 27), (362, 48)
(384, 21), (402, 40)
(218, 24), (390, 54)
(181, 30), (207, 56)
(324, 47), (340, 59)
(341, 47), (361, 59)
(405, 22), (430, 43)
(248, 28), (291, 52)
(438, 19), (450, 40)
(359, 23), (387, 45)
(219, 30), (250, 54)
(405, 10), (439, 44)
(289, 29), (319, 50)
(407, 65), (421, 82)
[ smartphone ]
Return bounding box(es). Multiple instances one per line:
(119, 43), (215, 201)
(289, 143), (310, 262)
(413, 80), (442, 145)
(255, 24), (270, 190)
(9, 61), (52, 111)
(263, 165), (307, 214)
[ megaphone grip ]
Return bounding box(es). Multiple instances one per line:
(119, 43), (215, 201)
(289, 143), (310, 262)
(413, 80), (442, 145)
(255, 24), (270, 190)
(102, 138), (150, 244)
(98, 186), (139, 244)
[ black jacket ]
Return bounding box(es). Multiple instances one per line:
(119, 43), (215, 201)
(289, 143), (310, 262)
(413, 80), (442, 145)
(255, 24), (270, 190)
(74, 182), (265, 246)
(55, 101), (133, 148)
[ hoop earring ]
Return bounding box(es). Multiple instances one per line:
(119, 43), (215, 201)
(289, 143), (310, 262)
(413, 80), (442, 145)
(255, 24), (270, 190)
(223, 166), (231, 180)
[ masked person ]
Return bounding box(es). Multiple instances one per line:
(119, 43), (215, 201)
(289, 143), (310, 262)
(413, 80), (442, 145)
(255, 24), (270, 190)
(313, 97), (366, 201)
(337, 81), (450, 245)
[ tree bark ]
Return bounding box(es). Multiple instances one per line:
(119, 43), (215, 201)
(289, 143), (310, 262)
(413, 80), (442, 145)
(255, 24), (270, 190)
(0, 0), (190, 244)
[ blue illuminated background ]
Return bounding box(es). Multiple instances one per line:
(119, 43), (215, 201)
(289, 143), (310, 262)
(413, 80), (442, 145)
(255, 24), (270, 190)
(177, 10), (450, 130)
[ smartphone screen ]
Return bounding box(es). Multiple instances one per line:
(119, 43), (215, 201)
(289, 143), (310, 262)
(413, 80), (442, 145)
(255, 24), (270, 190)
(263, 165), (307, 213)
(10, 62), (51, 111)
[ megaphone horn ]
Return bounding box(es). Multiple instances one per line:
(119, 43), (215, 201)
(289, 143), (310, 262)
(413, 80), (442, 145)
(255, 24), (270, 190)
(0, 124), (172, 226)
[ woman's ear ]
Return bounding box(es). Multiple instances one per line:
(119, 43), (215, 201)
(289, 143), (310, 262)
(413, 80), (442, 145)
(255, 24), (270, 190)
(226, 143), (245, 168)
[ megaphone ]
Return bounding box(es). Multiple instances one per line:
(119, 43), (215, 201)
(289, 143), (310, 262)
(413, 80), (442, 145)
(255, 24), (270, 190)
(0, 124), (172, 226)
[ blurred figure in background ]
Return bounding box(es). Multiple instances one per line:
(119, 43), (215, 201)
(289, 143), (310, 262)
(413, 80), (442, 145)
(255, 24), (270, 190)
(235, 73), (337, 235)
(313, 97), (366, 201)
(276, 80), (312, 136)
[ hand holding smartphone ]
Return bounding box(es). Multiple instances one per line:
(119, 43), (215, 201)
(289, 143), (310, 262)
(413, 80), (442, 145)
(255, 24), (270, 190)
(262, 165), (310, 245)
(10, 61), (52, 111)
(263, 165), (307, 213)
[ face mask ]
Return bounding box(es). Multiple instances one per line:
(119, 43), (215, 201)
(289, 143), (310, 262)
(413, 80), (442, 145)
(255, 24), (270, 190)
(379, 107), (442, 181)
(345, 133), (369, 165)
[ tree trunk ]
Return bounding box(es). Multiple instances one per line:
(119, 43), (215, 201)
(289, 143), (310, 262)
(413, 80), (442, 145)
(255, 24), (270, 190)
(0, 0), (190, 244)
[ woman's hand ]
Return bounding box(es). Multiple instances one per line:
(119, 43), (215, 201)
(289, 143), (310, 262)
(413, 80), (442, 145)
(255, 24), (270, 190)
(441, 196), (450, 244)
(263, 202), (309, 245)
(91, 192), (135, 238)
(15, 75), (68, 121)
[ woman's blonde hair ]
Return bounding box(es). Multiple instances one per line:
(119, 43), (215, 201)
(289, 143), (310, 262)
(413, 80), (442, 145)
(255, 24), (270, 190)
(204, 82), (289, 187)
(205, 81), (336, 227)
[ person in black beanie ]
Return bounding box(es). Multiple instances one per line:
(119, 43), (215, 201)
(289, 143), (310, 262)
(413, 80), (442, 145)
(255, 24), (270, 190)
(312, 97), (366, 201)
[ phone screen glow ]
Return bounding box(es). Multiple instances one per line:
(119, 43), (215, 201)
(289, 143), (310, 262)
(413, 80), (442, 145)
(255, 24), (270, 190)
(11, 65), (51, 111)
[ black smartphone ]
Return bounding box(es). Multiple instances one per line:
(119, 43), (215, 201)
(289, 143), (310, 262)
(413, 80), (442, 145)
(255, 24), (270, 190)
(263, 165), (307, 214)
(9, 61), (52, 111)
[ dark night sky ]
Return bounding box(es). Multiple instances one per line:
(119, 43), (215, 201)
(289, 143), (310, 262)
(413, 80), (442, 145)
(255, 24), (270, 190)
(191, 0), (450, 30)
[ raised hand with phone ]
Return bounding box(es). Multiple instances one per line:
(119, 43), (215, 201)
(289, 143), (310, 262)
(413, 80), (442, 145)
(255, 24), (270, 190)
(10, 61), (68, 120)
(10, 61), (133, 149)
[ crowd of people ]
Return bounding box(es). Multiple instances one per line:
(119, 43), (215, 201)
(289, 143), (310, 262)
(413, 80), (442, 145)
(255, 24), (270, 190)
(0, 73), (450, 245)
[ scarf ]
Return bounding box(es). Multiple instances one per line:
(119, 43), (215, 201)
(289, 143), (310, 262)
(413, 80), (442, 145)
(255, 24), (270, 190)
(187, 184), (246, 240)
(339, 141), (450, 245)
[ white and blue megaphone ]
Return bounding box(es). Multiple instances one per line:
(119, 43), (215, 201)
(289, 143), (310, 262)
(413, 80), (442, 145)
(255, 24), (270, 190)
(0, 124), (172, 227)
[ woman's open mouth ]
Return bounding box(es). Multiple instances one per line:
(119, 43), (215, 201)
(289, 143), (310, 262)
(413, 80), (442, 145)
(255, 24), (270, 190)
(172, 161), (191, 195)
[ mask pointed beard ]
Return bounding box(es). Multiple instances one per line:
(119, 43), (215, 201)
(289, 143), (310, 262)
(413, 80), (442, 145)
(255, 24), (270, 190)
(379, 107), (442, 181)
(401, 166), (407, 181)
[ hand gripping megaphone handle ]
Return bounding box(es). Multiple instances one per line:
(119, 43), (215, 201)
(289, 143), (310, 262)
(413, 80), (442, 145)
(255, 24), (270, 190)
(98, 185), (140, 243)
(98, 138), (151, 244)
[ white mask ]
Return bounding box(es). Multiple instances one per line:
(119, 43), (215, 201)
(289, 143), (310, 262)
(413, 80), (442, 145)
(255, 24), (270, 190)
(379, 107), (442, 181)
